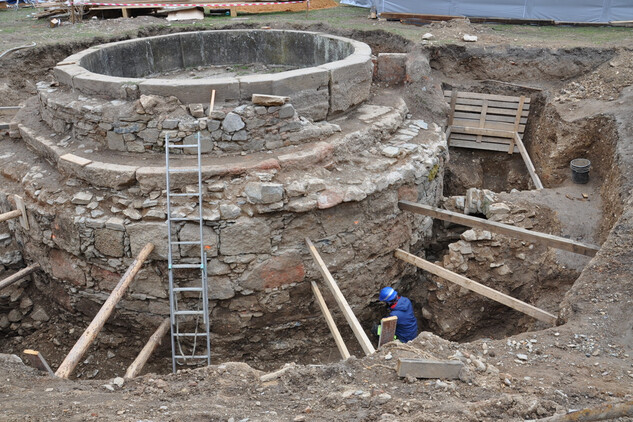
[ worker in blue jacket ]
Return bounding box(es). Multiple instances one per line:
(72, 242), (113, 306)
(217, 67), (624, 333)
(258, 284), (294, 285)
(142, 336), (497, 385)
(378, 287), (418, 343)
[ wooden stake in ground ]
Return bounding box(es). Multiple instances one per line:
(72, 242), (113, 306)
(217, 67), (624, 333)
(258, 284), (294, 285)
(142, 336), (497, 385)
(305, 238), (375, 355)
(377, 316), (397, 348)
(208, 89), (216, 119)
(124, 318), (170, 378)
(23, 350), (55, 377)
(310, 281), (350, 360)
(394, 249), (558, 325)
(0, 263), (40, 292)
(55, 243), (155, 379)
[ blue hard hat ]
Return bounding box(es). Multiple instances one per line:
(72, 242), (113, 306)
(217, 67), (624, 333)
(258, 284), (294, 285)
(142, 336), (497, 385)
(379, 286), (398, 302)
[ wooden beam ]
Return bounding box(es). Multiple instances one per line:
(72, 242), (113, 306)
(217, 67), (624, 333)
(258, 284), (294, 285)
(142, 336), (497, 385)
(310, 281), (350, 360)
(399, 201), (599, 257)
(14, 195), (29, 230)
(396, 358), (463, 379)
(395, 249), (558, 325)
(448, 90), (458, 126)
(305, 238), (375, 356)
(0, 264), (40, 292)
(377, 316), (397, 348)
(55, 243), (154, 379)
(530, 400), (633, 422)
(0, 209), (21, 224)
(450, 125), (516, 139)
(124, 318), (170, 378)
(23, 350), (55, 376)
(514, 132), (544, 190)
(208, 89), (216, 119)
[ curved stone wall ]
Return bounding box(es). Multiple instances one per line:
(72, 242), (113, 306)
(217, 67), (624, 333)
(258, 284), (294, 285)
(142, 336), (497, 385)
(53, 30), (373, 120)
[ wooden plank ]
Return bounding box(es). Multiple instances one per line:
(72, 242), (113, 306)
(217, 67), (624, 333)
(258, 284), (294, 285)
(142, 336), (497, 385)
(395, 249), (558, 325)
(396, 358), (463, 379)
(121, 7), (129, 17)
(450, 132), (517, 146)
(55, 243), (155, 378)
(448, 138), (519, 153)
(311, 281), (350, 360)
(14, 195), (29, 230)
(23, 350), (55, 376)
(514, 132), (543, 190)
(453, 111), (528, 125)
(377, 316), (397, 348)
(444, 90), (531, 103)
(398, 201), (600, 257)
(448, 90), (457, 126)
(452, 118), (525, 133)
(124, 318), (170, 378)
(513, 96), (526, 131)
(305, 238), (375, 356)
(476, 99), (488, 142)
(450, 125), (516, 138)
(445, 95), (531, 111)
(208, 89), (216, 119)
(454, 104), (530, 117)
(531, 400), (633, 422)
(0, 264), (40, 292)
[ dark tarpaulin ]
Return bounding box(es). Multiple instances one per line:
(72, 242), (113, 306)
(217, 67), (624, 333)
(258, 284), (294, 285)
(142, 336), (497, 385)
(346, 0), (633, 23)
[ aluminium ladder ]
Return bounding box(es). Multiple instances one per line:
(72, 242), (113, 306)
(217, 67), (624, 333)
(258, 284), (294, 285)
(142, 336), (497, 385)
(165, 132), (211, 373)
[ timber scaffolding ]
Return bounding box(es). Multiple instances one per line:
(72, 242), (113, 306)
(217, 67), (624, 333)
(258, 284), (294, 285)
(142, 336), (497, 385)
(305, 200), (602, 358)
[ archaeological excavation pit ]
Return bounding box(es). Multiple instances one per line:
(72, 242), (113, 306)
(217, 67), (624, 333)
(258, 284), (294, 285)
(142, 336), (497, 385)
(1, 29), (627, 380)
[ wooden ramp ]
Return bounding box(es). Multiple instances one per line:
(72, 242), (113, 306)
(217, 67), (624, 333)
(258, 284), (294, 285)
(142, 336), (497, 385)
(445, 90), (543, 189)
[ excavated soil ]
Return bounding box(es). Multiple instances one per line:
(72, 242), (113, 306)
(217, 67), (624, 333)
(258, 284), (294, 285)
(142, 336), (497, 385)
(1, 7), (633, 422)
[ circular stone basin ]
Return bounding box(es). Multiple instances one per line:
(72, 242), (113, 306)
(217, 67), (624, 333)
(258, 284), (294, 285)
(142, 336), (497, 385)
(54, 30), (373, 120)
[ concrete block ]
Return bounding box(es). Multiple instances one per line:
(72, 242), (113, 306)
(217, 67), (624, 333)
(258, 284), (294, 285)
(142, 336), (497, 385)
(139, 78), (240, 105)
(396, 358), (463, 379)
(322, 54), (373, 116)
(238, 75), (273, 101)
(73, 73), (141, 100)
(179, 32), (206, 68)
(77, 161), (138, 189)
(147, 34), (184, 74)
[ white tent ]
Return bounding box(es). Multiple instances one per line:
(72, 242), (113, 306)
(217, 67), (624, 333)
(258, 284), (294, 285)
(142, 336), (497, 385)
(340, 0), (633, 23)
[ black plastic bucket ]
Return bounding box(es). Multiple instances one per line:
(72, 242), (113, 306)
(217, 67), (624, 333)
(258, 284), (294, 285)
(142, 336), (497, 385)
(570, 158), (591, 184)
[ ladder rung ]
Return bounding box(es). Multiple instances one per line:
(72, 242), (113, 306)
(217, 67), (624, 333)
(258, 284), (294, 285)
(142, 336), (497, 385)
(173, 333), (208, 337)
(169, 168), (199, 173)
(169, 192), (200, 197)
(171, 241), (201, 245)
(168, 217), (200, 222)
(168, 144), (199, 149)
(174, 355), (209, 359)
(171, 263), (203, 269)
(174, 310), (205, 316)
(173, 287), (204, 292)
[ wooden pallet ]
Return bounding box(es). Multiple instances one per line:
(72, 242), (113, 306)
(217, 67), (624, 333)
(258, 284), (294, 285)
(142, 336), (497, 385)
(445, 90), (543, 189)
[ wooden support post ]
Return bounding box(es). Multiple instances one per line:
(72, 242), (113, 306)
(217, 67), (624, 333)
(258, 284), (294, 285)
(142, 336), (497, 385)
(310, 281), (350, 360)
(23, 350), (55, 376)
(122, 7), (130, 18)
(208, 89), (216, 119)
(377, 316), (397, 348)
(55, 243), (154, 379)
(530, 400), (633, 422)
(305, 238), (375, 356)
(398, 201), (600, 257)
(229, 6), (236, 17)
(0, 209), (21, 224)
(394, 249), (558, 325)
(124, 318), (170, 378)
(476, 99), (488, 143)
(0, 263), (40, 292)
(514, 132), (544, 190)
